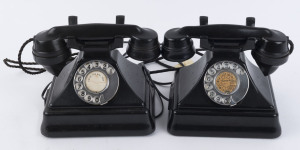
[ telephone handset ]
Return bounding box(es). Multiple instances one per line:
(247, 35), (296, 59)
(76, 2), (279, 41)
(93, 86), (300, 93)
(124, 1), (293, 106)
(162, 17), (290, 75)
(163, 17), (293, 138)
(31, 16), (160, 137)
(33, 16), (160, 76)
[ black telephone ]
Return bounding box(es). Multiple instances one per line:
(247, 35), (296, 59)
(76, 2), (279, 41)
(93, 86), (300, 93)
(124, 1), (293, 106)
(4, 16), (293, 138)
(31, 16), (160, 137)
(162, 17), (293, 138)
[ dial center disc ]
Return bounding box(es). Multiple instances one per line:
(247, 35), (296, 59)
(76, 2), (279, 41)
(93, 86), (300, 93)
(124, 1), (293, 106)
(215, 71), (238, 95)
(85, 71), (108, 93)
(203, 60), (249, 106)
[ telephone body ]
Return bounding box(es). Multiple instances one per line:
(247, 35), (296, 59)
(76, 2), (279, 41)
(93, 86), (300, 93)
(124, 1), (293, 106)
(33, 16), (160, 137)
(162, 17), (292, 138)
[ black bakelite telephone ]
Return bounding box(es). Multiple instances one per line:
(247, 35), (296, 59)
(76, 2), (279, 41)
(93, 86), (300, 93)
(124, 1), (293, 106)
(4, 16), (293, 138)
(162, 17), (293, 138)
(31, 16), (160, 137)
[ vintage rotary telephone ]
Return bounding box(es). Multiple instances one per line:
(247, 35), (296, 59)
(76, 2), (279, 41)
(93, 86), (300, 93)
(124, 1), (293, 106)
(6, 16), (162, 137)
(4, 16), (294, 138)
(162, 17), (293, 138)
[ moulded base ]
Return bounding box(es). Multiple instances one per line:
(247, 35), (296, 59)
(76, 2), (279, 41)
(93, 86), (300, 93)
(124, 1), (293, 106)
(168, 108), (281, 138)
(41, 75), (155, 137)
(41, 106), (155, 137)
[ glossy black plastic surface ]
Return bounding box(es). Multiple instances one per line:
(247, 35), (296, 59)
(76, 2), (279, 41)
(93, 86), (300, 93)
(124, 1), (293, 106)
(34, 16), (157, 137)
(165, 17), (293, 138)
(33, 16), (160, 76)
(162, 17), (291, 76)
(42, 50), (155, 137)
(162, 29), (195, 61)
(168, 51), (281, 138)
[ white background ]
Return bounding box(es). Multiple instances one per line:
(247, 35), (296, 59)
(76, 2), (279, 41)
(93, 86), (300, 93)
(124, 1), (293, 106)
(0, 0), (299, 149)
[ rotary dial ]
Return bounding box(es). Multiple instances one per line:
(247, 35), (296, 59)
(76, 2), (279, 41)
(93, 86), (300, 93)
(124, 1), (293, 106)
(204, 61), (249, 106)
(73, 60), (119, 105)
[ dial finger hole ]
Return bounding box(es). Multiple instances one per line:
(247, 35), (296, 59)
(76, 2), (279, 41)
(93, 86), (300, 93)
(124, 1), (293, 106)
(214, 63), (222, 70)
(84, 95), (92, 102)
(78, 90), (86, 97)
(79, 68), (87, 74)
(84, 63), (93, 70)
(214, 95), (222, 103)
(222, 97), (232, 105)
(106, 67), (116, 75)
(208, 90), (216, 98)
(236, 68), (245, 75)
(93, 61), (100, 68)
(230, 63), (238, 70)
(205, 75), (213, 82)
(101, 63), (108, 70)
(208, 68), (216, 75)
(76, 75), (83, 82)
(94, 96), (101, 104)
(222, 61), (230, 69)
(204, 83), (213, 90)
(75, 83), (83, 90)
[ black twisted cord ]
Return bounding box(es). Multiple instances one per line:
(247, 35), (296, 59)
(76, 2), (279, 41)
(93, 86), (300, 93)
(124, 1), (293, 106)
(41, 82), (52, 102)
(141, 48), (207, 86)
(153, 91), (164, 118)
(3, 39), (80, 75)
(3, 38), (46, 75)
(196, 51), (204, 56)
(196, 48), (205, 56)
(155, 60), (175, 69)
(153, 81), (172, 85)
(142, 64), (179, 101)
(17, 38), (46, 74)
(3, 58), (44, 71)
(141, 64), (179, 118)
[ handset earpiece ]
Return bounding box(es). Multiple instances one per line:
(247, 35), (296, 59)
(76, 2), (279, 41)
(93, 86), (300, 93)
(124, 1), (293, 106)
(32, 16), (78, 76)
(161, 16), (209, 62)
(246, 17), (292, 75)
(32, 16), (76, 76)
(32, 38), (71, 76)
(252, 36), (291, 75)
(162, 28), (195, 62)
(126, 28), (160, 61)
(118, 15), (160, 61)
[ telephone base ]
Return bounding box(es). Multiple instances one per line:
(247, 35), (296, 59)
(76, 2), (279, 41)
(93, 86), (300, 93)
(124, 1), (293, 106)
(41, 70), (155, 137)
(168, 108), (281, 138)
(168, 52), (281, 138)
(41, 107), (155, 137)
(39, 50), (157, 137)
